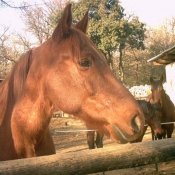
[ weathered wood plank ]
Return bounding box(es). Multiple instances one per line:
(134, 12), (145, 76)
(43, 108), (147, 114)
(0, 138), (175, 175)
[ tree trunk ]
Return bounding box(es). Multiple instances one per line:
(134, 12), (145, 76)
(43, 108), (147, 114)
(119, 45), (124, 82)
(132, 50), (139, 84)
(0, 138), (175, 175)
(106, 51), (113, 70)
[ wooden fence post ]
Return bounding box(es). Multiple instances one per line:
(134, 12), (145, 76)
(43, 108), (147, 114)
(0, 138), (175, 175)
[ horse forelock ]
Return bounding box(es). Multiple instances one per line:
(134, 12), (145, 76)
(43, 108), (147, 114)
(69, 28), (82, 60)
(53, 27), (102, 63)
(0, 50), (33, 124)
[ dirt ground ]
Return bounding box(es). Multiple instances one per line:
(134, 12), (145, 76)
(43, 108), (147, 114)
(49, 117), (175, 175)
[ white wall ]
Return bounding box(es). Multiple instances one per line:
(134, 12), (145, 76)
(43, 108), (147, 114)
(165, 62), (175, 105)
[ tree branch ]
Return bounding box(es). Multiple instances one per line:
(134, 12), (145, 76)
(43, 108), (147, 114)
(0, 0), (45, 9)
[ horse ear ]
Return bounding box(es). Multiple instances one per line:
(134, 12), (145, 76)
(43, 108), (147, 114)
(160, 75), (163, 83)
(150, 77), (154, 84)
(52, 4), (72, 41)
(75, 11), (89, 34)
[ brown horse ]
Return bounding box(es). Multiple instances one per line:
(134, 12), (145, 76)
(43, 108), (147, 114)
(0, 4), (144, 161)
(147, 75), (175, 138)
(88, 100), (164, 148)
(147, 103), (165, 140)
(87, 131), (104, 149)
(130, 100), (164, 143)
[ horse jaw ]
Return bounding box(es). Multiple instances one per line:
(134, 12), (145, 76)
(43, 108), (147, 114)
(112, 126), (128, 144)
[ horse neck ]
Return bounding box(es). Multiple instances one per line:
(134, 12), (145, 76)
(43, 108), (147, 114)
(13, 93), (54, 128)
(160, 89), (175, 117)
(11, 50), (54, 132)
(160, 90), (168, 109)
(147, 94), (154, 104)
(0, 51), (33, 126)
(0, 79), (11, 125)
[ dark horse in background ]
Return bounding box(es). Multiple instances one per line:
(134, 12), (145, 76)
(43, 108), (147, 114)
(147, 75), (175, 138)
(0, 4), (144, 161)
(87, 100), (164, 149)
(130, 100), (164, 143)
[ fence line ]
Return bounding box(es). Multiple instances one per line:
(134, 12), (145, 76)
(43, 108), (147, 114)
(53, 129), (97, 133)
(144, 121), (175, 126)
(0, 138), (175, 175)
(51, 121), (175, 133)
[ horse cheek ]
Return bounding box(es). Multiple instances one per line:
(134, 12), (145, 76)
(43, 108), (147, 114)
(45, 75), (83, 114)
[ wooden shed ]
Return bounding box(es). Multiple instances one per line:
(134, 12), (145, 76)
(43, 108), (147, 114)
(147, 45), (175, 104)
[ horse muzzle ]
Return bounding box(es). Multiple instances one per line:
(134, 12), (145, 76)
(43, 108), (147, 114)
(112, 115), (144, 144)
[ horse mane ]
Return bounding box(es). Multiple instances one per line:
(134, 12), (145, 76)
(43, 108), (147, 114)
(0, 50), (33, 125)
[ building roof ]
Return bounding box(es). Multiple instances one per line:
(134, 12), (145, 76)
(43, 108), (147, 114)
(147, 45), (175, 65)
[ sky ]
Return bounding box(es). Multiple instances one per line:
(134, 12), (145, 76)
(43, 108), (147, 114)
(1, 0), (175, 34)
(0, 0), (45, 33)
(121, 0), (175, 27)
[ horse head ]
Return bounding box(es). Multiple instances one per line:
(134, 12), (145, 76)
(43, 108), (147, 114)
(38, 4), (145, 143)
(6, 4), (145, 149)
(150, 75), (164, 104)
(147, 102), (164, 139)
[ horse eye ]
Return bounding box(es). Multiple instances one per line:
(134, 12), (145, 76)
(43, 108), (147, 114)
(79, 59), (92, 67)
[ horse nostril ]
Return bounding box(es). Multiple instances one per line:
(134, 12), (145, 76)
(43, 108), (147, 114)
(131, 115), (141, 133)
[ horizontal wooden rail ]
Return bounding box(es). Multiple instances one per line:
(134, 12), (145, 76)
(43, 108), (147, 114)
(53, 121), (175, 132)
(0, 138), (175, 175)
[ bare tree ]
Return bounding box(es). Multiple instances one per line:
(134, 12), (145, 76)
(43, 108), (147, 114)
(0, 33), (21, 63)
(0, 25), (9, 40)
(0, 27), (21, 78)
(16, 32), (33, 50)
(0, 0), (67, 78)
(20, 0), (66, 45)
(0, 0), (45, 9)
(147, 18), (175, 57)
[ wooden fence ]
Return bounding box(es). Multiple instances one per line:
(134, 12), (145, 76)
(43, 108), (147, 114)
(0, 138), (175, 175)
